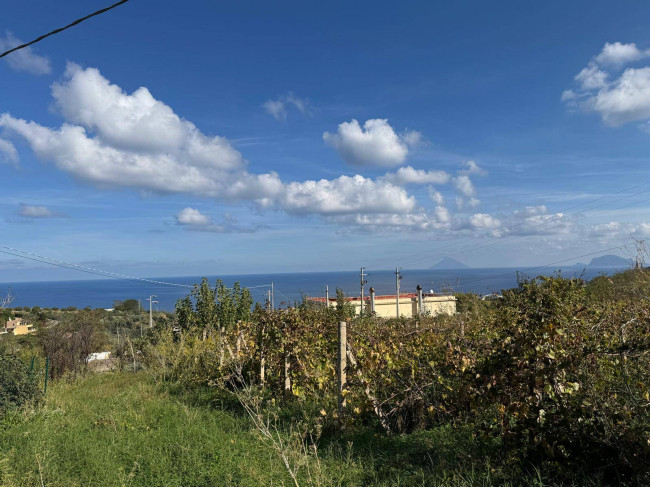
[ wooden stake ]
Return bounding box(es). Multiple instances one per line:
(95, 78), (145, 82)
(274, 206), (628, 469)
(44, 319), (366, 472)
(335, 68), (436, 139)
(284, 351), (291, 397)
(259, 323), (266, 386)
(338, 321), (347, 413)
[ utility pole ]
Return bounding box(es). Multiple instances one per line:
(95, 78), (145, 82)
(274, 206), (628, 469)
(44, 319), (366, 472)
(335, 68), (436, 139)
(271, 281), (275, 310)
(325, 285), (330, 308)
(395, 267), (402, 318)
(358, 267), (367, 315)
(147, 295), (158, 330)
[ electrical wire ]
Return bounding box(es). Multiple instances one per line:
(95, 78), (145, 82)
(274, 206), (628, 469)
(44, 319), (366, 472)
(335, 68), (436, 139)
(0, 245), (193, 288)
(0, 244), (278, 295)
(0, 0), (130, 59)
(272, 286), (294, 305)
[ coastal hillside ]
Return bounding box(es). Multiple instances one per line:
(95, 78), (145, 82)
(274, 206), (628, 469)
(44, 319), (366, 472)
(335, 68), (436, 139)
(588, 254), (634, 267)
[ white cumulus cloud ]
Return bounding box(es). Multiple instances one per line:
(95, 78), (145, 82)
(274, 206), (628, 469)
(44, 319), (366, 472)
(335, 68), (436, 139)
(323, 119), (418, 167)
(0, 32), (51, 75)
(433, 205), (450, 224)
(18, 204), (58, 218)
(1, 64), (430, 226)
(381, 166), (450, 185)
(174, 208), (259, 233)
(175, 207), (211, 226)
(563, 42), (650, 129)
(52, 63), (244, 164)
(0, 63), (272, 200)
(594, 42), (649, 67)
(451, 161), (485, 209)
(458, 160), (485, 176)
(280, 175), (416, 215)
(401, 130), (422, 147)
(263, 100), (286, 120)
(584, 67), (650, 126)
(575, 64), (609, 90)
(263, 92), (310, 120)
(429, 187), (444, 205)
(0, 139), (17, 164)
(469, 213), (501, 229)
(452, 175), (476, 197)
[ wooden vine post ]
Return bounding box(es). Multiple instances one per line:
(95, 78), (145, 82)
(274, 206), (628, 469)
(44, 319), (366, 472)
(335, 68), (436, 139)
(283, 321), (291, 398)
(338, 320), (347, 414)
(259, 322), (266, 386)
(284, 352), (291, 397)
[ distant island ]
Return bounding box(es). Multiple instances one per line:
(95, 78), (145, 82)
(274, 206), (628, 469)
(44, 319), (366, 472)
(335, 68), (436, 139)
(563, 255), (633, 269)
(430, 257), (469, 270)
(588, 254), (634, 268)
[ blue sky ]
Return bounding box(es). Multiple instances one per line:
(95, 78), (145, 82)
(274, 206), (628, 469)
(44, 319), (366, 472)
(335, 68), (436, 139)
(2, 0), (650, 281)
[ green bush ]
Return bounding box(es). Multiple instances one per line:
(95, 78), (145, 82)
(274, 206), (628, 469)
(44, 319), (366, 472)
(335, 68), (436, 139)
(0, 352), (40, 413)
(474, 276), (650, 481)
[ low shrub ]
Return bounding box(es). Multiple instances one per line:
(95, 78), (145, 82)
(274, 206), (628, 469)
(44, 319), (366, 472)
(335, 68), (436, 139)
(0, 352), (40, 414)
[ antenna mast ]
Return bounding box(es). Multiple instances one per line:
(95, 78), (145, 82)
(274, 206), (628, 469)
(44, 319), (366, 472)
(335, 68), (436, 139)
(358, 267), (367, 315)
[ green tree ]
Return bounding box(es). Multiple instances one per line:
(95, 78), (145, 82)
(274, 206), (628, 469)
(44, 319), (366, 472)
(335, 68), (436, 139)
(28, 305), (47, 326)
(192, 278), (218, 335)
(216, 279), (235, 329)
(175, 295), (195, 332)
(175, 278), (254, 333)
(335, 287), (355, 321)
(236, 285), (253, 323)
(0, 309), (11, 327)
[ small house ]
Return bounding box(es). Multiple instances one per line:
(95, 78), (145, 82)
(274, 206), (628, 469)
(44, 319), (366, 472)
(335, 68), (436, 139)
(4, 317), (36, 335)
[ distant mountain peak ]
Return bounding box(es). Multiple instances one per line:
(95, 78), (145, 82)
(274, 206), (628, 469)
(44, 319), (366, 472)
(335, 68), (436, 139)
(430, 257), (469, 270)
(588, 254), (634, 267)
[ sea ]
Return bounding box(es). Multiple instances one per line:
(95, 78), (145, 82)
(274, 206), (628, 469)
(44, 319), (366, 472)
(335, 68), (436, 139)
(0, 266), (628, 311)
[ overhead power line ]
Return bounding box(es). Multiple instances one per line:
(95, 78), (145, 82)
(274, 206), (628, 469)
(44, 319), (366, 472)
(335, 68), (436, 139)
(0, 244), (193, 288)
(0, 244), (277, 293)
(0, 0), (130, 59)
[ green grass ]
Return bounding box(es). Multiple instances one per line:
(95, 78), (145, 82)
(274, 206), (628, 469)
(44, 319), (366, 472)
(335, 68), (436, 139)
(0, 372), (581, 486)
(0, 373), (310, 486)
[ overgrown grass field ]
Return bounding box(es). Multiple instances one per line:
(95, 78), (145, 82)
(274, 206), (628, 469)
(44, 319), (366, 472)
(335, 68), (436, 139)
(1, 373), (296, 486)
(0, 372), (518, 487)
